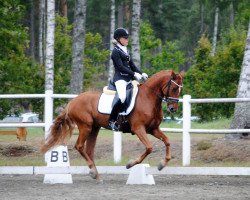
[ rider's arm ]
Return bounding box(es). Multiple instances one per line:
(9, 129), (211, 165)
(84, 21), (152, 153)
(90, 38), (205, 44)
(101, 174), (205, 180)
(129, 59), (142, 74)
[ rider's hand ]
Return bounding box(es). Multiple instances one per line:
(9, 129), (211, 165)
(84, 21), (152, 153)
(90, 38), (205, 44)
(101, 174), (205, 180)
(134, 72), (143, 81)
(142, 73), (148, 80)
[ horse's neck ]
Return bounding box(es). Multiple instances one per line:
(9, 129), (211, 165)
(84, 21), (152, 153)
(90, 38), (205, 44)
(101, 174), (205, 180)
(144, 75), (165, 95)
(141, 77), (164, 106)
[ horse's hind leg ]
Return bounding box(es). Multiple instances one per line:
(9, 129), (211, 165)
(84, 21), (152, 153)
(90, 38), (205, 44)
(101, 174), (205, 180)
(75, 124), (100, 181)
(85, 126), (101, 181)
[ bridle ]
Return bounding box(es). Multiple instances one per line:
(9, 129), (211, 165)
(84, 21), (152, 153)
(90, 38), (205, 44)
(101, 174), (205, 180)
(161, 79), (183, 103)
(143, 75), (183, 103)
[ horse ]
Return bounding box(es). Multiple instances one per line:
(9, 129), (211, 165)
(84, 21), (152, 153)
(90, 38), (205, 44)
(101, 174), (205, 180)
(41, 70), (184, 182)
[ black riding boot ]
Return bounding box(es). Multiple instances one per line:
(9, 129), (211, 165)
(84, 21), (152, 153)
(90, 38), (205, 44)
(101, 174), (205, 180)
(108, 99), (124, 131)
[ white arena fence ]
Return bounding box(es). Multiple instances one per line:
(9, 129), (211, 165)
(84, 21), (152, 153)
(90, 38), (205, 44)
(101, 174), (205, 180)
(1, 166), (249, 176)
(0, 91), (250, 176)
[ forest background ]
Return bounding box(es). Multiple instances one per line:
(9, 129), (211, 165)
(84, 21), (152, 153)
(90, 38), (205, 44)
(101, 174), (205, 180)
(0, 0), (249, 122)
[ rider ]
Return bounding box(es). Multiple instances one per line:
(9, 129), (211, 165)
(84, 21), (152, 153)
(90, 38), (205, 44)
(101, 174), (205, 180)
(108, 27), (148, 131)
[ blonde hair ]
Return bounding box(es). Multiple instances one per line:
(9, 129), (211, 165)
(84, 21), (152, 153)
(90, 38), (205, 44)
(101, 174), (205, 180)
(112, 39), (118, 46)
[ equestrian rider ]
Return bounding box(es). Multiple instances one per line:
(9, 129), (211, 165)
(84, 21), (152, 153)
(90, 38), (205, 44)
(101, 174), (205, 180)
(108, 27), (148, 131)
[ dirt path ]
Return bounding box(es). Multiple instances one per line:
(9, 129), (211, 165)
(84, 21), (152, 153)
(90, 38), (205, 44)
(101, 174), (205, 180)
(0, 174), (249, 200)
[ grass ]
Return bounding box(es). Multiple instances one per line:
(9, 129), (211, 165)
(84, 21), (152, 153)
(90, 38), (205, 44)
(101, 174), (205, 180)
(0, 118), (249, 167)
(196, 140), (213, 150)
(160, 117), (232, 129)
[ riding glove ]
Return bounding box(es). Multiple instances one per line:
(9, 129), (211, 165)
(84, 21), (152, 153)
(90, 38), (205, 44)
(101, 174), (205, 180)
(142, 73), (148, 80)
(134, 72), (143, 81)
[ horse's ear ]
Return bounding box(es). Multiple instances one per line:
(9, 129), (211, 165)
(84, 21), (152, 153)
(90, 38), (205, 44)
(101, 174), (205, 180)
(179, 70), (185, 78)
(171, 70), (177, 80)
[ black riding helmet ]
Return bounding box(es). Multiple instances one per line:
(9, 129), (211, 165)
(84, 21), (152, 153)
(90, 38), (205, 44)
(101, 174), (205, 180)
(113, 28), (129, 40)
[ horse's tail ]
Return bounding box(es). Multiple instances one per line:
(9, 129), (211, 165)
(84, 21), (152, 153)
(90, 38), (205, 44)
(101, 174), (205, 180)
(41, 110), (75, 153)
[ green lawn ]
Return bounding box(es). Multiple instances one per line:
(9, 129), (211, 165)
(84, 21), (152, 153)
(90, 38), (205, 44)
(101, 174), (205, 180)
(1, 118), (249, 167)
(160, 117), (232, 129)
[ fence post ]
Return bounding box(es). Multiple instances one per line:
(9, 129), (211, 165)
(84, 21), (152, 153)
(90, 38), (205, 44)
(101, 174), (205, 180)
(44, 90), (54, 139)
(113, 131), (122, 163)
(182, 95), (191, 166)
(44, 90), (53, 162)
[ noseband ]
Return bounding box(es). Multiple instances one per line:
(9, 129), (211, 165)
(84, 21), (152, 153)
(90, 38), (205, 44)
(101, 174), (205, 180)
(162, 79), (183, 103)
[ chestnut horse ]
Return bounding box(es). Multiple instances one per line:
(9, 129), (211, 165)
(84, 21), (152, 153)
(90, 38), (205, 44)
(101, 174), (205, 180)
(41, 70), (184, 181)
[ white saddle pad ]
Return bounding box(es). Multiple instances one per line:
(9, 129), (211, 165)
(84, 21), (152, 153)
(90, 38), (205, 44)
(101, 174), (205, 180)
(98, 87), (139, 115)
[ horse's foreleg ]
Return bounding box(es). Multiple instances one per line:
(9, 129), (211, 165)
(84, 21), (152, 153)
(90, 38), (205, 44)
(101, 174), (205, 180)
(152, 128), (171, 170)
(126, 127), (153, 169)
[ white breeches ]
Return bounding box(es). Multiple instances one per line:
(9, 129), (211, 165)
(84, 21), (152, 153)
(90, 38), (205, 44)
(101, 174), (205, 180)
(115, 80), (130, 103)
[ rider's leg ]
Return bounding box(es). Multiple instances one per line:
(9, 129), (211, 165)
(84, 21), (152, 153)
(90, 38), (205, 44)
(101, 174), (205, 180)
(108, 80), (127, 131)
(115, 80), (127, 104)
(109, 99), (122, 122)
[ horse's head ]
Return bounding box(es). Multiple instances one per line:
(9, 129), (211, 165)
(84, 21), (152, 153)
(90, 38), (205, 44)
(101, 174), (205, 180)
(163, 70), (184, 113)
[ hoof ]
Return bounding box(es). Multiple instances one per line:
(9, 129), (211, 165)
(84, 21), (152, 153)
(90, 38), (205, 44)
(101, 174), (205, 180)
(89, 169), (97, 179)
(126, 160), (134, 169)
(157, 160), (166, 171)
(96, 179), (103, 184)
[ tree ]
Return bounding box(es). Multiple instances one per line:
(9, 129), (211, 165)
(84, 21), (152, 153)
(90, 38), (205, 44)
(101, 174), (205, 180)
(83, 32), (110, 89)
(0, 0), (44, 117)
(45, 0), (55, 91)
(54, 15), (72, 94)
(70, 0), (87, 94)
(142, 0), (180, 41)
(199, 0), (205, 34)
(29, 0), (35, 60)
(184, 36), (213, 96)
(117, 1), (124, 27)
(234, 0), (250, 27)
(211, 0), (233, 56)
(108, 0), (115, 82)
(39, 0), (46, 65)
(184, 27), (246, 121)
(211, 0), (219, 56)
(229, 0), (234, 26)
(131, 0), (141, 67)
(85, 0), (110, 38)
(229, 23), (250, 138)
(140, 22), (162, 70)
(59, 0), (68, 18)
(140, 22), (185, 75)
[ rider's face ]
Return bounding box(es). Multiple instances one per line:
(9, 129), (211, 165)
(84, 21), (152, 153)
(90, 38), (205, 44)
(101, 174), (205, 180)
(119, 37), (129, 46)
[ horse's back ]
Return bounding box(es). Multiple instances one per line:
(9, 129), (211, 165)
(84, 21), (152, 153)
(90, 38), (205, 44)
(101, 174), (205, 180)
(67, 91), (101, 122)
(70, 91), (100, 109)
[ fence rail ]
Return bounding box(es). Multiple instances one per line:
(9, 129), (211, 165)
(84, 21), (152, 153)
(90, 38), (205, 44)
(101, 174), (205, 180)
(190, 97), (250, 103)
(1, 166), (249, 176)
(160, 128), (250, 134)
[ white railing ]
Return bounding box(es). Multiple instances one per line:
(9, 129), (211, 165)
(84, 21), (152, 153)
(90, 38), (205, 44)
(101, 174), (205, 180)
(0, 91), (77, 139)
(1, 93), (250, 166)
(180, 95), (250, 166)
